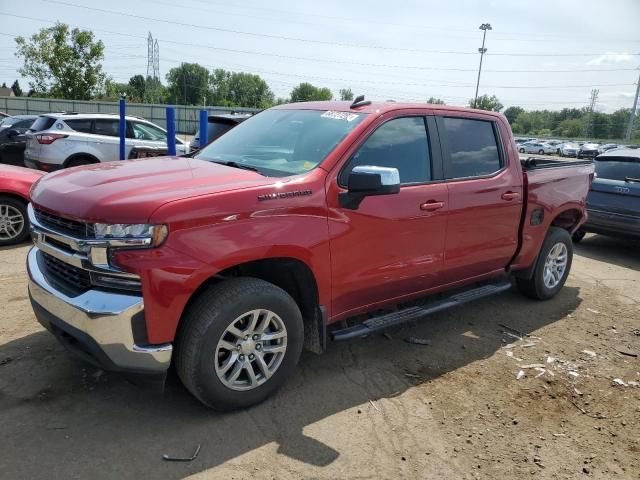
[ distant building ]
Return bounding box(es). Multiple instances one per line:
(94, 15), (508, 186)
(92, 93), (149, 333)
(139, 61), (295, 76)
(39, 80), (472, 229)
(0, 87), (15, 97)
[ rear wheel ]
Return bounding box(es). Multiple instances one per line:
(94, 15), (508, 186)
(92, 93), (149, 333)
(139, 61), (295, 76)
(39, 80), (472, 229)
(0, 196), (29, 246)
(519, 148), (525, 153)
(175, 277), (304, 410)
(516, 227), (573, 300)
(572, 229), (586, 243)
(538, 149), (544, 155)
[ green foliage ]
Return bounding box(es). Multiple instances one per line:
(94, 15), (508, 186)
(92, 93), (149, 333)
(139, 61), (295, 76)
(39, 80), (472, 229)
(127, 75), (146, 102)
(166, 63), (210, 105)
(15, 22), (105, 100)
(470, 94), (503, 112)
(290, 82), (332, 102)
(426, 97), (445, 105)
(209, 69), (274, 108)
(503, 106), (524, 124)
(11, 80), (22, 96)
(339, 88), (354, 101)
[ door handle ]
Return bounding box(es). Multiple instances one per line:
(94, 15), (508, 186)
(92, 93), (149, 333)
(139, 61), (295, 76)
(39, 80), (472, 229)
(501, 191), (520, 201)
(420, 201), (445, 211)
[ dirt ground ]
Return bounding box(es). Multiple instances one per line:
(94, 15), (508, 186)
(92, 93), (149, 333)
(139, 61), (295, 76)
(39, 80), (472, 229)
(0, 234), (638, 480)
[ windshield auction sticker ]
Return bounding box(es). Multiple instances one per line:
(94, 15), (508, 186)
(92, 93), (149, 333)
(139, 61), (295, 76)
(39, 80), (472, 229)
(321, 111), (360, 122)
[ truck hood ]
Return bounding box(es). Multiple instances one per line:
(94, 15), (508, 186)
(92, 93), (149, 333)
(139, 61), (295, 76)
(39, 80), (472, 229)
(30, 157), (274, 223)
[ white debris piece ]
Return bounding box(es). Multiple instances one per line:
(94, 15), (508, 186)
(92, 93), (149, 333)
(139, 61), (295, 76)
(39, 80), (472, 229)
(522, 342), (537, 348)
(516, 370), (526, 380)
(628, 381), (640, 387)
(612, 378), (627, 387)
(546, 356), (556, 364)
(520, 363), (545, 369)
(568, 371), (580, 379)
(586, 308), (600, 314)
(582, 350), (597, 357)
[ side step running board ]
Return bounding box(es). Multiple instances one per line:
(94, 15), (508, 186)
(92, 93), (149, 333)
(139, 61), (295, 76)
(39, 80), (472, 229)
(331, 280), (512, 341)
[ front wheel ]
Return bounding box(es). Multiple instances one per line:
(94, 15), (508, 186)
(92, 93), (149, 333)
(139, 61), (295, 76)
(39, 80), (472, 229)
(538, 149), (544, 155)
(519, 148), (525, 153)
(0, 196), (29, 246)
(175, 277), (304, 410)
(516, 227), (573, 300)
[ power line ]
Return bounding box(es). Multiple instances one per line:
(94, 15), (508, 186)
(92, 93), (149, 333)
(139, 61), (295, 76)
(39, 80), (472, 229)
(1, 20), (638, 76)
(41, 2), (640, 58)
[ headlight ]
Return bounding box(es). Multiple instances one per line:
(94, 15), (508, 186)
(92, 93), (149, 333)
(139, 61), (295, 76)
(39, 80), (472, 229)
(94, 223), (168, 247)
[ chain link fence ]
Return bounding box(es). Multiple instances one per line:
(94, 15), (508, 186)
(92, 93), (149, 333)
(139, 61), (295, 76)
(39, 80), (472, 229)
(0, 97), (258, 134)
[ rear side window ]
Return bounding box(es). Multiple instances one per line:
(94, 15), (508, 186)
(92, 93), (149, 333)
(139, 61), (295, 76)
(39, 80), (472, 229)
(29, 116), (56, 132)
(341, 117), (431, 185)
(441, 117), (502, 179)
(65, 119), (93, 134)
(595, 158), (640, 181)
(207, 122), (234, 140)
(94, 119), (119, 137)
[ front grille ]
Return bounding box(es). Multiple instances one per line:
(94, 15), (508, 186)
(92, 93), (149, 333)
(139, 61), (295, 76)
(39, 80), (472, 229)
(41, 251), (92, 293)
(35, 209), (94, 238)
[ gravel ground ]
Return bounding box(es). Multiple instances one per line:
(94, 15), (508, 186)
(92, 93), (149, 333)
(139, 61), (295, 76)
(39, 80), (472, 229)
(0, 234), (638, 480)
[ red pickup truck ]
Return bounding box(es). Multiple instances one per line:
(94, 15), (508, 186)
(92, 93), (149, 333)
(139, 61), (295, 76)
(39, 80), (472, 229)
(26, 100), (594, 409)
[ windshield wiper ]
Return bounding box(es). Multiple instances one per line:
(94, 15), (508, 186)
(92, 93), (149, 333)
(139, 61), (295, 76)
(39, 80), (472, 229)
(212, 160), (260, 173)
(625, 176), (640, 183)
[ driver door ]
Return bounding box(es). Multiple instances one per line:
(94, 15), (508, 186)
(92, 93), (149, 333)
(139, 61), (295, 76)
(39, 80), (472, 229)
(326, 114), (449, 319)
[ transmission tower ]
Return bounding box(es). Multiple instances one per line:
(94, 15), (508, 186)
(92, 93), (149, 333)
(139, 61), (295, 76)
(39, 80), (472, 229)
(584, 88), (599, 138)
(145, 33), (160, 103)
(153, 39), (160, 85)
(146, 33), (154, 85)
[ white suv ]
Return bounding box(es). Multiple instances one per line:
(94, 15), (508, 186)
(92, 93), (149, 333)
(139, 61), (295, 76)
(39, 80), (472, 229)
(24, 113), (189, 171)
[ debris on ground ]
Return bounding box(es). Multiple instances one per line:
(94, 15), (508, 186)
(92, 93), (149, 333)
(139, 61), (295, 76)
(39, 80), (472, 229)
(404, 337), (431, 346)
(612, 378), (627, 387)
(586, 308), (600, 314)
(568, 371), (580, 379)
(632, 328), (640, 336)
(616, 347), (638, 357)
(581, 350), (596, 357)
(382, 332), (393, 341)
(162, 444), (201, 462)
(520, 363), (545, 369)
(369, 400), (380, 411)
(0, 356), (12, 366)
(516, 370), (526, 380)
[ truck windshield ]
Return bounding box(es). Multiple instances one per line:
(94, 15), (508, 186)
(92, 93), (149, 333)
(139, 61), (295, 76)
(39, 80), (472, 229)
(193, 109), (366, 176)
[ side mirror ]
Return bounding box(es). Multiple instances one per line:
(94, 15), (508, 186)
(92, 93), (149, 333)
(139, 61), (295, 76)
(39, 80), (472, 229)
(339, 165), (400, 210)
(6, 129), (19, 138)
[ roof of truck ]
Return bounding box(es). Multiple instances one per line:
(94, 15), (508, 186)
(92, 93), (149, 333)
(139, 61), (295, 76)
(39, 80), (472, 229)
(273, 100), (505, 119)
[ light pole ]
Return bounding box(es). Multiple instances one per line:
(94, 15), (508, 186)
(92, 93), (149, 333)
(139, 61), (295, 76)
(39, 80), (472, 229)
(474, 23), (492, 108)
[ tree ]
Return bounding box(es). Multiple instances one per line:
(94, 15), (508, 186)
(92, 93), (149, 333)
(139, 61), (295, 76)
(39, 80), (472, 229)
(127, 74), (146, 102)
(290, 82), (332, 102)
(15, 22), (105, 99)
(470, 94), (503, 112)
(426, 97), (445, 105)
(166, 63), (210, 105)
(503, 106), (524, 124)
(339, 88), (354, 101)
(209, 69), (274, 108)
(11, 80), (22, 96)
(556, 118), (583, 138)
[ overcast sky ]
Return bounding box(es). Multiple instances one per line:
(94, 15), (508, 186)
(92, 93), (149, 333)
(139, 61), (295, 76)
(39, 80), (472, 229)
(1, 0), (638, 112)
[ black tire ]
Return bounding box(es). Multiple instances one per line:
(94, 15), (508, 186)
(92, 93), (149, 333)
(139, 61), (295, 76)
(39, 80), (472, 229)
(519, 148), (525, 153)
(175, 277), (304, 410)
(572, 229), (586, 243)
(538, 149), (544, 155)
(516, 227), (573, 300)
(66, 156), (94, 168)
(0, 196), (29, 246)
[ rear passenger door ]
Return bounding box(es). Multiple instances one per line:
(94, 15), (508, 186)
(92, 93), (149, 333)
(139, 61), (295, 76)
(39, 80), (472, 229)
(92, 119), (122, 161)
(436, 115), (523, 284)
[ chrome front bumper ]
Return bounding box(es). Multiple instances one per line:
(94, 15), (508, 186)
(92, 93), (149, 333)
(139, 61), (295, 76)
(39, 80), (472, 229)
(27, 247), (172, 374)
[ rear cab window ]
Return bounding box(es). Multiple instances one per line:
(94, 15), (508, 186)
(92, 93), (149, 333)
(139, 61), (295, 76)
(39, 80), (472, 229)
(438, 117), (503, 179)
(595, 157), (640, 181)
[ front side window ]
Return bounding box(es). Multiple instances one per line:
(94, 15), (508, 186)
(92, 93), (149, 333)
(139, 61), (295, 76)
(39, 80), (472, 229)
(442, 117), (502, 179)
(194, 109), (366, 177)
(340, 116), (431, 185)
(131, 122), (167, 141)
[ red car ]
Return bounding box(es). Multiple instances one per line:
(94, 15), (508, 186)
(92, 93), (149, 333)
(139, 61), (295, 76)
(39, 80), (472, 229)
(27, 100), (594, 409)
(0, 164), (44, 245)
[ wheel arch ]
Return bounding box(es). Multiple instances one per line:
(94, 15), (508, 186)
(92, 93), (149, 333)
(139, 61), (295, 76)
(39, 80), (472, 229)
(63, 152), (100, 168)
(550, 207), (584, 235)
(182, 257), (325, 354)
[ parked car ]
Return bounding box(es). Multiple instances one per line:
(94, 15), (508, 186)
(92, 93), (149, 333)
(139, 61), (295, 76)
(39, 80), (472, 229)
(27, 100), (594, 409)
(577, 143), (602, 159)
(190, 113), (252, 151)
(519, 142), (555, 154)
(515, 137), (535, 145)
(23, 113), (189, 171)
(573, 147), (640, 242)
(0, 164), (45, 245)
(599, 143), (619, 153)
(0, 115), (38, 166)
(560, 143), (579, 157)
